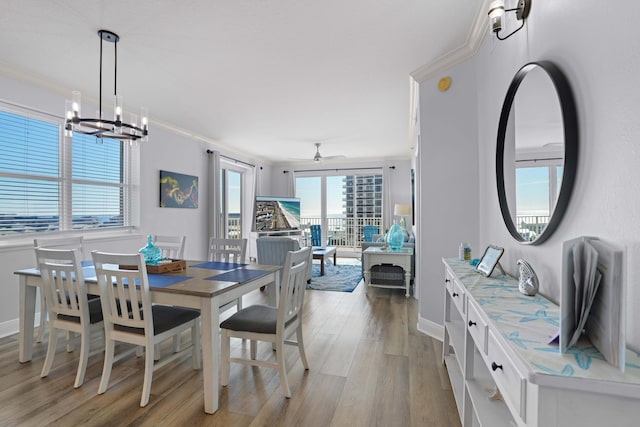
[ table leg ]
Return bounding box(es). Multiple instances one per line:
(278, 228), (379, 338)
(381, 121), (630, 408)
(320, 256), (325, 276)
(19, 277), (37, 363)
(268, 270), (280, 308)
(201, 298), (220, 414)
(332, 251), (336, 266)
(405, 273), (410, 298)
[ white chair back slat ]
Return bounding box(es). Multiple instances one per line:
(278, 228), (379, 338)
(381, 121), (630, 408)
(279, 248), (310, 326)
(36, 248), (87, 320)
(34, 236), (86, 259)
(92, 252), (152, 331)
(153, 235), (186, 259)
(208, 238), (247, 263)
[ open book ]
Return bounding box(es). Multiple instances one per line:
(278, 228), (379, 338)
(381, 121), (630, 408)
(560, 237), (625, 371)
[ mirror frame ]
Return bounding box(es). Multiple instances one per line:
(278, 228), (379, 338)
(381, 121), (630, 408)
(496, 61), (578, 245)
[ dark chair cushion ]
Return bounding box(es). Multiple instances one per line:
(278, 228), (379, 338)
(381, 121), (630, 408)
(220, 304), (277, 334)
(57, 297), (103, 324)
(114, 305), (200, 336)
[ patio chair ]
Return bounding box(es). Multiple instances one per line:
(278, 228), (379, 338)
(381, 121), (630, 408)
(310, 224), (322, 246)
(362, 225), (379, 243)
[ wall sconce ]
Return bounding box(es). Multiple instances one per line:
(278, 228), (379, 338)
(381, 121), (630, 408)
(488, 0), (531, 40)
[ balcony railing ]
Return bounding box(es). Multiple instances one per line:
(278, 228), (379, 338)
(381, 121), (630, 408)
(516, 215), (549, 241)
(299, 216), (383, 249)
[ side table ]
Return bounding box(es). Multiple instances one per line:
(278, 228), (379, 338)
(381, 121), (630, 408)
(363, 246), (413, 297)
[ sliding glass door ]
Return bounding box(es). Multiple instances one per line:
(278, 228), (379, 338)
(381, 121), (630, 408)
(295, 172), (383, 250)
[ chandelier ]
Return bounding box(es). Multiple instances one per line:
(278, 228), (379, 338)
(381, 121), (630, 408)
(65, 30), (148, 142)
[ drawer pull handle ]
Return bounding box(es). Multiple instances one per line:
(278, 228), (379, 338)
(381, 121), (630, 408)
(468, 320), (476, 327)
(452, 292), (459, 297)
(445, 279), (451, 283)
(491, 362), (503, 371)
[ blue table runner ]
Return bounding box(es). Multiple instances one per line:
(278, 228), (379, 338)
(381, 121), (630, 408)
(191, 261), (248, 270)
(207, 269), (271, 282)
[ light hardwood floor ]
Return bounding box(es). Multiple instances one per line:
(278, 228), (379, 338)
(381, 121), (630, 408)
(0, 272), (460, 427)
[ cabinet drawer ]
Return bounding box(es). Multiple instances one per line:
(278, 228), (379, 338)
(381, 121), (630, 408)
(487, 330), (526, 420)
(450, 279), (465, 315)
(466, 300), (487, 354)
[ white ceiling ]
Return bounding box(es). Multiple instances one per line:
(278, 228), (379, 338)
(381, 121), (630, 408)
(0, 0), (482, 164)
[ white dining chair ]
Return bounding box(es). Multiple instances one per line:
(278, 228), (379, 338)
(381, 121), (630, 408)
(33, 236), (88, 345)
(35, 247), (103, 388)
(152, 234), (187, 357)
(220, 246), (311, 397)
(152, 235), (186, 259)
(91, 250), (201, 407)
(208, 237), (248, 313)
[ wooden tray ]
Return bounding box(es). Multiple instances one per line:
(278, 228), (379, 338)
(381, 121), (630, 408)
(120, 259), (186, 274)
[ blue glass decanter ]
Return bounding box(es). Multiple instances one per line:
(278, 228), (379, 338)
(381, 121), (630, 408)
(139, 235), (162, 265)
(386, 220), (404, 251)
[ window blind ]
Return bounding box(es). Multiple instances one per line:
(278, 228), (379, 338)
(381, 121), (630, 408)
(0, 105), (134, 236)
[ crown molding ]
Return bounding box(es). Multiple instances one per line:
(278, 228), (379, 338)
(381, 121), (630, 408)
(410, 0), (490, 83)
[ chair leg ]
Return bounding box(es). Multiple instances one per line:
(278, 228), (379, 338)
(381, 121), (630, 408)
(173, 334), (181, 353)
(36, 290), (46, 343)
(276, 339), (291, 398)
(236, 296), (243, 312)
(98, 338), (115, 394)
(250, 340), (257, 360)
(296, 325), (309, 370)
(74, 324), (90, 388)
(140, 341), (154, 407)
(40, 326), (58, 378)
(154, 343), (161, 361)
(66, 331), (74, 352)
(220, 330), (230, 386)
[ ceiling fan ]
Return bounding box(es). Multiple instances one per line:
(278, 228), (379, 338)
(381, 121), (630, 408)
(311, 142), (346, 162)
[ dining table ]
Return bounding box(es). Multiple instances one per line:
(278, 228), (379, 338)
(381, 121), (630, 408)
(14, 259), (280, 414)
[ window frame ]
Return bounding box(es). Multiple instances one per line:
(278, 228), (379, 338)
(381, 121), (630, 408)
(0, 101), (139, 240)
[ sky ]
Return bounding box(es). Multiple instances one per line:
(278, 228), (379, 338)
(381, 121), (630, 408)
(295, 175), (345, 217)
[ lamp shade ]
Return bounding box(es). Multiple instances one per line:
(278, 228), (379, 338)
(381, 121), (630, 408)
(394, 204), (411, 217)
(488, 0), (505, 19)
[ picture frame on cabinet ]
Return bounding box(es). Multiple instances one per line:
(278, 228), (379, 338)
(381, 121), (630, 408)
(476, 245), (505, 277)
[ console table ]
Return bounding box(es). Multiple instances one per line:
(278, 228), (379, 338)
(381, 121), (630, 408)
(363, 246), (412, 297)
(442, 258), (640, 427)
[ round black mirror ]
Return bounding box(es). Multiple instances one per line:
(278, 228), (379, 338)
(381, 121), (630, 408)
(496, 61), (578, 245)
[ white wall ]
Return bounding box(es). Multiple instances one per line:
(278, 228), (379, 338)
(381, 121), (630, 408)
(418, 1), (640, 351)
(416, 59), (480, 335)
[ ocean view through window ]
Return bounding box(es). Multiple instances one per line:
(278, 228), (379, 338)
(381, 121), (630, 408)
(0, 105), (134, 236)
(295, 173), (383, 249)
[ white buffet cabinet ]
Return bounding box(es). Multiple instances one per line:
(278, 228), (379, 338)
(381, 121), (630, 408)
(442, 258), (640, 427)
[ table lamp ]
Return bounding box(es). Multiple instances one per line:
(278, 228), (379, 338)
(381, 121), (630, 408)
(394, 204), (411, 229)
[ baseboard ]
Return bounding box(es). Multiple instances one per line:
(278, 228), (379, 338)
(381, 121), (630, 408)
(0, 312), (42, 339)
(0, 318), (19, 339)
(417, 314), (444, 342)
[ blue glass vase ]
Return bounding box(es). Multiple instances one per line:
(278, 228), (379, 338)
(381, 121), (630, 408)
(139, 235), (162, 265)
(386, 220), (404, 251)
